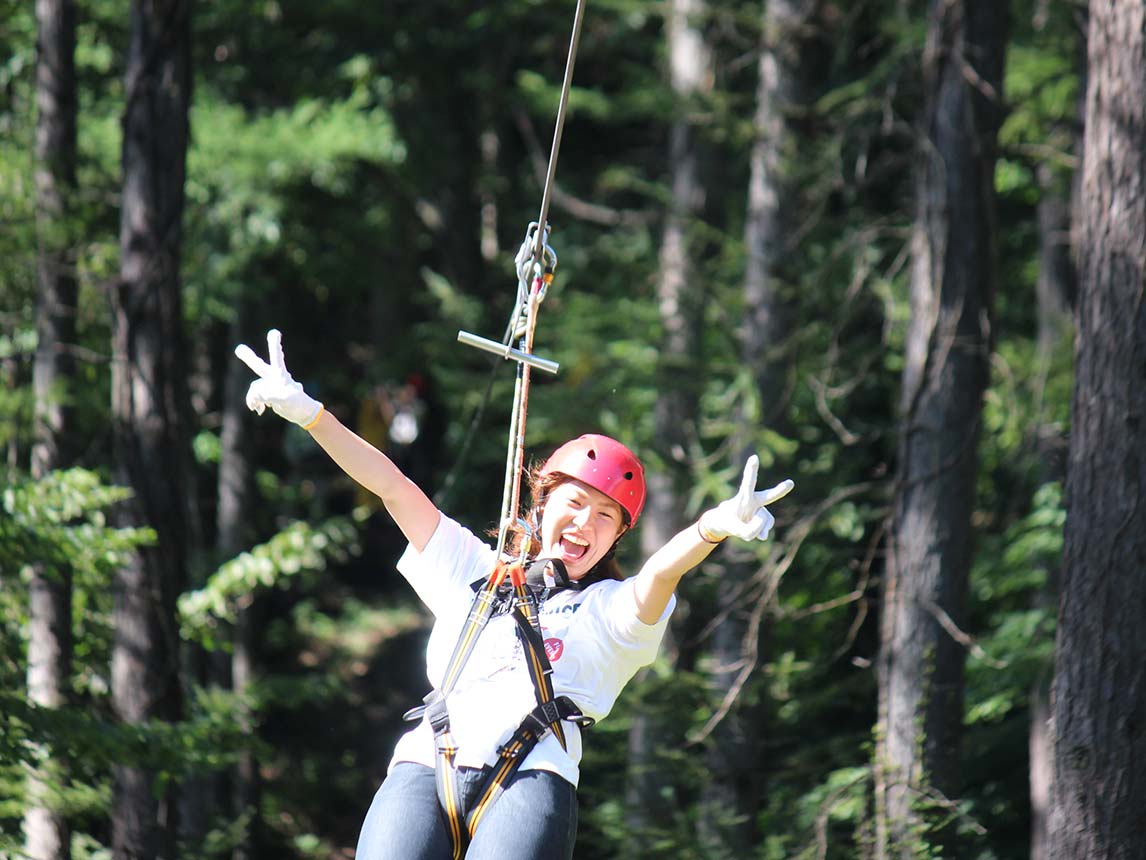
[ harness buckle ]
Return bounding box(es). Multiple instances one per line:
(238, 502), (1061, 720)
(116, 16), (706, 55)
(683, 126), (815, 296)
(421, 692), (452, 735)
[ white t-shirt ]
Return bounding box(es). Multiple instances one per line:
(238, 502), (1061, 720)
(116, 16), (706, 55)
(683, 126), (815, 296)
(389, 514), (675, 787)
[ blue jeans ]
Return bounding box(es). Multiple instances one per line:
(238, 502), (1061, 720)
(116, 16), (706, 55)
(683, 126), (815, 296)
(355, 762), (578, 860)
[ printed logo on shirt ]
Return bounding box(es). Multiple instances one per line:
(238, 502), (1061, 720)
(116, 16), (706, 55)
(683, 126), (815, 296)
(544, 637), (564, 661)
(542, 601), (582, 617)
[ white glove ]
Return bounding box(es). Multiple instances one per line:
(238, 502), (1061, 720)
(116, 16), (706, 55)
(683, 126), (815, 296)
(698, 455), (794, 543)
(234, 329), (324, 428)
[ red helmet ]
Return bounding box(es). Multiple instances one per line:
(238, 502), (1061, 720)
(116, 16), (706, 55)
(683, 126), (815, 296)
(541, 434), (646, 526)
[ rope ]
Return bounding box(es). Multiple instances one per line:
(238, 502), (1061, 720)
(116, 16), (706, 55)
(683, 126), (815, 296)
(530, 0), (587, 264)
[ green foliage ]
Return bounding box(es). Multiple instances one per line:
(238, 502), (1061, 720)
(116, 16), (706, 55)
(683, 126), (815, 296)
(180, 511), (365, 648)
(0, 688), (251, 791)
(960, 482), (1062, 819)
(0, 465), (371, 855)
(183, 82), (406, 323)
(1, 468), (152, 578)
(0, 469), (152, 708)
(0, 0), (1083, 854)
(0, 470), (144, 853)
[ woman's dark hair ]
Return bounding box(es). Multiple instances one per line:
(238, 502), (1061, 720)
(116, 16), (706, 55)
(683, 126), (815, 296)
(495, 462), (629, 586)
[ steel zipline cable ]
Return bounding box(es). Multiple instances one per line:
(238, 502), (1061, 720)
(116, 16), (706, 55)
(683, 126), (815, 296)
(529, 0), (587, 265)
(435, 0), (588, 515)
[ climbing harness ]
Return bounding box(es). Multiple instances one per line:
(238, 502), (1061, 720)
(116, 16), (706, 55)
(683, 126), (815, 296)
(403, 553), (594, 856)
(420, 559), (595, 842)
(403, 3), (592, 856)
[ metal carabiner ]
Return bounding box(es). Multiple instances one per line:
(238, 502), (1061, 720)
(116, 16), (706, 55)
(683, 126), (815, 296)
(515, 222), (547, 285)
(515, 221), (558, 299)
(512, 516), (536, 569)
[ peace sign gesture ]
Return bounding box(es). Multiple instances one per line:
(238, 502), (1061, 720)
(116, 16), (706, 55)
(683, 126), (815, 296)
(234, 329), (324, 428)
(698, 455), (794, 543)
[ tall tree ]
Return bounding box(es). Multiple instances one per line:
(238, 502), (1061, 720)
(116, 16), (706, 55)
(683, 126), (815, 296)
(217, 312), (260, 860)
(695, 0), (813, 852)
(649, 0), (712, 496)
(1047, 3), (1146, 858)
(876, 0), (1008, 854)
(626, 0), (713, 840)
(24, 1), (78, 858)
(109, 1), (193, 858)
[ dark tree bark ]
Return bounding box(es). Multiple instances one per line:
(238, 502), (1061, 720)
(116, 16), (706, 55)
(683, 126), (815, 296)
(876, 0), (1008, 855)
(625, 0), (712, 842)
(217, 313), (261, 860)
(25, 1), (78, 857)
(109, 2), (193, 858)
(649, 0), (711, 479)
(741, 0), (804, 402)
(1047, 4), (1146, 859)
(695, 0), (812, 853)
(1034, 160), (1075, 369)
(30, 0), (77, 481)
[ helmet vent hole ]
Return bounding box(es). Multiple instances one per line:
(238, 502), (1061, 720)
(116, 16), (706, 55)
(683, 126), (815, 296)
(623, 471), (633, 480)
(587, 449), (597, 460)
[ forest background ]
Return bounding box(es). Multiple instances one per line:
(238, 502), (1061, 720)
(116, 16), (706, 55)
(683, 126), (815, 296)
(2, 0), (1143, 859)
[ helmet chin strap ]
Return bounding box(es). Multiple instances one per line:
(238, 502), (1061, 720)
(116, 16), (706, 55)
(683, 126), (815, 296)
(525, 557), (578, 591)
(526, 529), (626, 592)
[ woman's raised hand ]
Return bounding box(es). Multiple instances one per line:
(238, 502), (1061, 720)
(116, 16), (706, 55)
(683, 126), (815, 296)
(234, 329), (324, 428)
(698, 455), (794, 543)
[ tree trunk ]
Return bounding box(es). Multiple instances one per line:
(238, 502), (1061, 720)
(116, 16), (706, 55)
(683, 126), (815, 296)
(741, 0), (805, 403)
(1047, 4), (1146, 858)
(25, 1), (77, 857)
(876, 0), (1008, 855)
(479, 126), (500, 263)
(696, 0), (811, 853)
(30, 0), (77, 480)
(1034, 160), (1075, 371)
(217, 313), (261, 860)
(625, 0), (712, 840)
(110, 2), (193, 858)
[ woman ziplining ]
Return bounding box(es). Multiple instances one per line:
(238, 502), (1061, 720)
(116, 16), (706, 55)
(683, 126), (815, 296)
(233, 3), (790, 856)
(234, 329), (794, 858)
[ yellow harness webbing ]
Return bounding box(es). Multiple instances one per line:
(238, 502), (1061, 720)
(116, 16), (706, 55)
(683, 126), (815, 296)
(405, 561), (593, 857)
